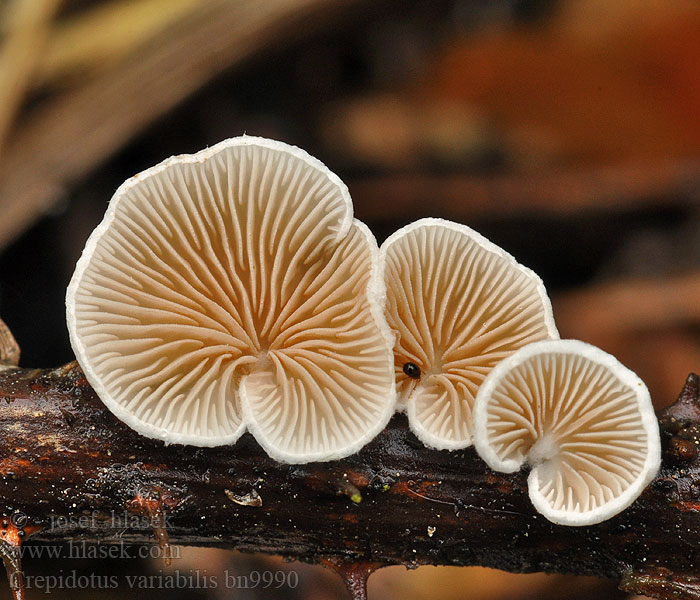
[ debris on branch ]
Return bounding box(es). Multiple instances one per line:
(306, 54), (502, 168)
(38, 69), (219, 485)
(0, 359), (698, 600)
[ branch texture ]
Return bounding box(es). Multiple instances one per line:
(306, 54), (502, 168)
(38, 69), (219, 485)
(0, 363), (698, 599)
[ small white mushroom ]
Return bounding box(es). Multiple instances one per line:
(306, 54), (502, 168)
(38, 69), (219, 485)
(66, 136), (395, 463)
(473, 339), (661, 526)
(380, 218), (557, 450)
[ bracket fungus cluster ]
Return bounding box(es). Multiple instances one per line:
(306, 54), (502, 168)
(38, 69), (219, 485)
(378, 219), (659, 525)
(66, 135), (661, 526)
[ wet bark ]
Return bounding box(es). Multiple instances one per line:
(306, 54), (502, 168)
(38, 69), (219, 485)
(0, 363), (698, 600)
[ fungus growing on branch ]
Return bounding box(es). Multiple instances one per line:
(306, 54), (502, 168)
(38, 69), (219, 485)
(381, 218), (557, 449)
(473, 339), (661, 525)
(66, 136), (395, 463)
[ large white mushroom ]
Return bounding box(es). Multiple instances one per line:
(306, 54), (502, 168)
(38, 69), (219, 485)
(380, 218), (558, 450)
(473, 339), (661, 525)
(66, 136), (396, 463)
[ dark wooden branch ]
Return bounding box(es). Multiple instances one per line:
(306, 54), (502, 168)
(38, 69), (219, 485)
(0, 363), (698, 600)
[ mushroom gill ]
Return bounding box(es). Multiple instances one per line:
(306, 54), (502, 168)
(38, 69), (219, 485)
(473, 339), (661, 525)
(66, 137), (395, 462)
(381, 218), (558, 449)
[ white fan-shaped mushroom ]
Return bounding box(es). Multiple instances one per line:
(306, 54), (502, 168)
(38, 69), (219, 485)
(473, 340), (661, 526)
(66, 136), (395, 462)
(380, 218), (557, 450)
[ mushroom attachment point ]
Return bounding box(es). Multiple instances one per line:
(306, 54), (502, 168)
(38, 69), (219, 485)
(66, 136), (395, 463)
(380, 218), (558, 450)
(473, 339), (661, 526)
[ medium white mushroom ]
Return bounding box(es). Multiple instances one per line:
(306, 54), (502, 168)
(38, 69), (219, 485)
(66, 136), (395, 463)
(473, 339), (661, 526)
(380, 218), (558, 450)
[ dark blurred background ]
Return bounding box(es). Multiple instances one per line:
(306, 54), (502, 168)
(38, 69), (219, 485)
(0, 0), (698, 597)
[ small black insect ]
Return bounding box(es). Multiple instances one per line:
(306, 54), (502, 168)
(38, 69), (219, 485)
(402, 362), (421, 379)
